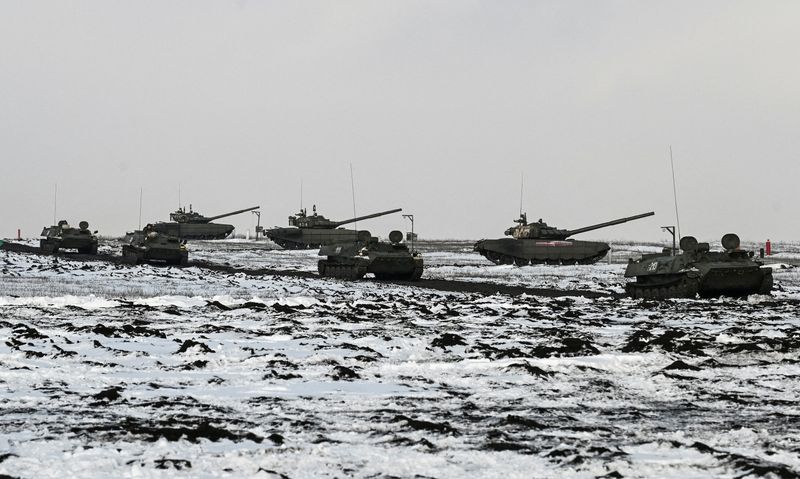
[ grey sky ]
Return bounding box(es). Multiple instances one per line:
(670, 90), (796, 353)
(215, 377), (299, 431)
(1, 1), (798, 243)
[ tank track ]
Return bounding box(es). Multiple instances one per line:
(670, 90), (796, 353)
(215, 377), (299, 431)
(479, 250), (607, 266)
(317, 261), (367, 280)
(625, 275), (700, 300)
(271, 239), (316, 250)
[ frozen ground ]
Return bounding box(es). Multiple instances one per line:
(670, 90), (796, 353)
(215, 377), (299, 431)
(0, 239), (799, 478)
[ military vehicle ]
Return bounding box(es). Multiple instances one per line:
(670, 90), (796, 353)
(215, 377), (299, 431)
(624, 233), (773, 299)
(474, 212), (655, 265)
(318, 230), (423, 281)
(122, 225), (188, 266)
(40, 220), (98, 255)
(152, 205), (260, 240)
(266, 205), (402, 249)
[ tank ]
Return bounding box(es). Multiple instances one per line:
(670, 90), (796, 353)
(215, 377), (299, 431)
(474, 212), (655, 265)
(265, 205), (402, 249)
(122, 224), (188, 266)
(317, 230), (423, 281)
(152, 205), (260, 240)
(40, 220), (98, 255)
(624, 233), (773, 299)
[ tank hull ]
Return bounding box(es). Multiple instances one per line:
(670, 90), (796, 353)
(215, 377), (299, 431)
(266, 228), (370, 250)
(152, 222), (234, 240)
(368, 256), (424, 280)
(697, 265), (773, 297)
(473, 238), (610, 265)
(318, 256), (423, 281)
(122, 244), (188, 266)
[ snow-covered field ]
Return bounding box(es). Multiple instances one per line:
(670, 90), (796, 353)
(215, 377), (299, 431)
(1, 239), (799, 478)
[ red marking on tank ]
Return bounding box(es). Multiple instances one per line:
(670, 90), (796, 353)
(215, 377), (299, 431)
(535, 241), (573, 247)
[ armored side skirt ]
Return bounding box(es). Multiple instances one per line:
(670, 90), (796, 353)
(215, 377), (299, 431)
(267, 228), (369, 250)
(122, 245), (188, 266)
(698, 266), (773, 297)
(152, 223), (235, 240)
(318, 256), (423, 281)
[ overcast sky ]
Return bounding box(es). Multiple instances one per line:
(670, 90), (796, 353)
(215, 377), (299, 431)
(1, 1), (798, 243)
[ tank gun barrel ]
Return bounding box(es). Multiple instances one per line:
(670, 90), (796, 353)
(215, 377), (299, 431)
(204, 206), (260, 222)
(566, 211), (655, 236)
(332, 208), (402, 227)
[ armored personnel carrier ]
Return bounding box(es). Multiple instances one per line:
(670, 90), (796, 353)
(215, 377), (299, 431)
(266, 205), (402, 249)
(152, 205), (260, 240)
(624, 233), (773, 299)
(318, 230), (423, 281)
(474, 212), (654, 265)
(40, 220), (98, 255)
(122, 225), (188, 266)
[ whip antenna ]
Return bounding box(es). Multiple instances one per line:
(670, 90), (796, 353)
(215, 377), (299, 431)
(350, 164), (357, 233)
(138, 188), (143, 230)
(53, 183), (57, 225)
(519, 173), (524, 217)
(670, 146), (681, 240)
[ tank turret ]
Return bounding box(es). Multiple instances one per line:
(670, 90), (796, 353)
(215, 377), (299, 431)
(154, 205), (260, 240)
(169, 205), (260, 224)
(505, 212), (655, 240)
(288, 206), (402, 229)
(266, 206), (402, 249)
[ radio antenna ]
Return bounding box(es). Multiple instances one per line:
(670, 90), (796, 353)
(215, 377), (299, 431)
(178, 184), (181, 210)
(53, 183), (57, 225)
(138, 188), (143, 230)
(300, 179), (303, 211)
(350, 164), (357, 233)
(519, 172), (524, 217)
(670, 146), (681, 240)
